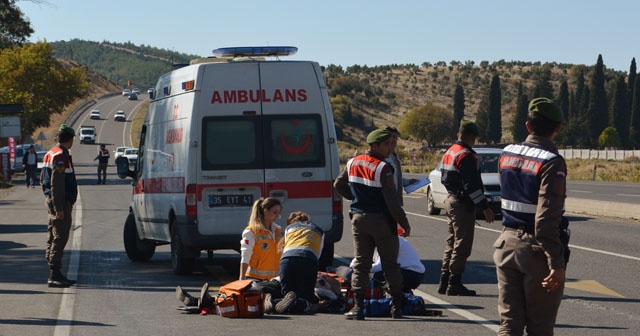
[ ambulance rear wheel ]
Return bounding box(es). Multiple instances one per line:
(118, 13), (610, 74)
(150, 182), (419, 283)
(123, 213), (155, 262)
(171, 226), (195, 275)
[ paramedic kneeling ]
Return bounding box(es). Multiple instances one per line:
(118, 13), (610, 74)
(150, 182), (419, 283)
(334, 128), (411, 320)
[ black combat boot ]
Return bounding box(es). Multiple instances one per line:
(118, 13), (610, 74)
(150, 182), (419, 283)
(48, 269), (74, 288)
(176, 286), (198, 306)
(198, 283), (213, 310)
(344, 293), (365, 320)
(437, 271), (450, 294)
(446, 273), (476, 296)
(390, 295), (404, 319)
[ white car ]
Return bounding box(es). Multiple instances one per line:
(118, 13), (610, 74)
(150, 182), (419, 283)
(79, 125), (97, 144)
(90, 110), (101, 120)
(114, 110), (126, 122)
(122, 148), (138, 166)
(426, 147), (502, 218)
(122, 89), (131, 96)
(113, 146), (128, 162)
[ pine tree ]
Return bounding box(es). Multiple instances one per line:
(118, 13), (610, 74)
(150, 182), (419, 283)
(587, 55), (608, 147)
(487, 73), (502, 144)
(629, 58), (637, 112)
(630, 76), (640, 148)
(512, 83), (529, 143)
(609, 75), (629, 148)
(453, 84), (465, 139)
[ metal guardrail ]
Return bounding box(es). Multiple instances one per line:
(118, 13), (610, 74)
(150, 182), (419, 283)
(558, 149), (640, 160)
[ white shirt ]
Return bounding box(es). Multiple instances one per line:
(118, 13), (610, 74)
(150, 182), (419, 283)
(350, 236), (425, 274)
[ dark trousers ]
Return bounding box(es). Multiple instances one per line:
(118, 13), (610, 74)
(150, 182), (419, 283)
(350, 213), (403, 297)
(97, 163), (107, 183)
(441, 195), (476, 275)
(25, 164), (37, 186)
(373, 269), (424, 293)
(279, 256), (318, 313)
(45, 200), (73, 270)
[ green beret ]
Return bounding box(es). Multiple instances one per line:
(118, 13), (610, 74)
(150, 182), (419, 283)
(58, 123), (75, 136)
(366, 128), (392, 144)
(460, 119), (479, 136)
(529, 97), (565, 123)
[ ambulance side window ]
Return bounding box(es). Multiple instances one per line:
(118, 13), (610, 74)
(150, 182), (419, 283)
(265, 114), (325, 168)
(201, 117), (262, 170)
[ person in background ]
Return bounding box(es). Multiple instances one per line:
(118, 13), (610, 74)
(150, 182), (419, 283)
(384, 127), (417, 206)
(437, 120), (494, 297)
(334, 128), (411, 320)
(41, 124), (78, 288)
(239, 197), (284, 281)
(494, 97), (568, 335)
(93, 144), (110, 184)
(264, 211), (325, 314)
(23, 144), (38, 188)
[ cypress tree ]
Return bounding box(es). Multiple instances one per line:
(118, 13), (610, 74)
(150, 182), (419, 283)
(587, 55), (608, 147)
(512, 83), (529, 143)
(555, 81), (570, 146)
(609, 75), (629, 148)
(453, 84), (465, 139)
(532, 67), (554, 99)
(629, 58), (637, 111)
(476, 95), (489, 143)
(571, 69), (585, 118)
(630, 77), (640, 148)
(487, 73), (502, 144)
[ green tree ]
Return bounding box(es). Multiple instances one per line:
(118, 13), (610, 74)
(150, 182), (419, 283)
(588, 54), (608, 147)
(512, 83), (528, 143)
(629, 58), (637, 111)
(487, 73), (502, 143)
(475, 95), (489, 142)
(609, 75), (629, 148)
(630, 75), (640, 147)
(0, 42), (88, 138)
(531, 66), (554, 99)
(0, 0), (34, 49)
(398, 103), (453, 147)
(452, 84), (465, 139)
(555, 80), (570, 145)
(598, 126), (620, 148)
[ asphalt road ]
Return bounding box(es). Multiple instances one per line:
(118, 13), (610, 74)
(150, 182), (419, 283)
(1, 94), (639, 336)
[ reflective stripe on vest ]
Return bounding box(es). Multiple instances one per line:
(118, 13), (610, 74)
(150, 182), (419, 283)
(347, 155), (387, 188)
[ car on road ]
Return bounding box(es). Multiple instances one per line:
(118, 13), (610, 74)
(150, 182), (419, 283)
(426, 147), (503, 218)
(128, 93), (138, 101)
(79, 125), (97, 144)
(122, 148), (138, 166)
(113, 146), (128, 163)
(147, 87), (154, 94)
(114, 110), (126, 121)
(132, 88), (140, 95)
(122, 89), (131, 96)
(89, 110), (101, 120)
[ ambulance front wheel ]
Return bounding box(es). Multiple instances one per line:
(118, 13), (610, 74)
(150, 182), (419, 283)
(123, 213), (156, 262)
(171, 225), (196, 275)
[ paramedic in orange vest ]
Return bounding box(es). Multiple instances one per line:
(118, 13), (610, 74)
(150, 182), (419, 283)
(494, 98), (567, 335)
(437, 120), (494, 297)
(40, 124), (78, 288)
(264, 211), (325, 314)
(239, 197), (284, 281)
(334, 128), (411, 320)
(93, 144), (110, 184)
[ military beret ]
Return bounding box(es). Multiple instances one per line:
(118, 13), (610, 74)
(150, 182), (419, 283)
(529, 97), (565, 124)
(366, 128), (393, 144)
(58, 123), (75, 136)
(460, 119), (479, 136)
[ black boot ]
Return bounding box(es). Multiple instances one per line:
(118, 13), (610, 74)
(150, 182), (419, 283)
(446, 273), (476, 296)
(391, 295), (404, 319)
(344, 293), (365, 320)
(176, 286), (198, 306)
(48, 269), (73, 288)
(437, 271), (450, 295)
(198, 283), (213, 310)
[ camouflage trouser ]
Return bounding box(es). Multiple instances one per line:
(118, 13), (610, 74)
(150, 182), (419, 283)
(441, 195), (476, 275)
(45, 200), (73, 270)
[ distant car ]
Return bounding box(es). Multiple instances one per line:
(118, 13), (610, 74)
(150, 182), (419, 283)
(122, 89), (131, 96)
(147, 88), (154, 94)
(114, 110), (126, 121)
(79, 125), (97, 144)
(113, 146), (128, 162)
(128, 93), (138, 101)
(122, 148), (138, 166)
(426, 147), (503, 218)
(36, 150), (47, 173)
(0, 144), (44, 173)
(90, 110), (101, 120)
(131, 88), (140, 95)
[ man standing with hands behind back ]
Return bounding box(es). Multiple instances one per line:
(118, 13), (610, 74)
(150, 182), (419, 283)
(437, 120), (494, 297)
(494, 97), (568, 335)
(334, 128), (411, 320)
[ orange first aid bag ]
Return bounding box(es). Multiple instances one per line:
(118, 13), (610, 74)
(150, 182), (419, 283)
(215, 279), (263, 318)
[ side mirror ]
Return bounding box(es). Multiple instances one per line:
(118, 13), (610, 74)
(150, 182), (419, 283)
(116, 156), (136, 179)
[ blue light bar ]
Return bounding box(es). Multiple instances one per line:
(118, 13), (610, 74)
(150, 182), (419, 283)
(211, 46), (298, 58)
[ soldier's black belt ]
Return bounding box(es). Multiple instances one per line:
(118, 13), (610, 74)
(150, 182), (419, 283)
(503, 225), (535, 235)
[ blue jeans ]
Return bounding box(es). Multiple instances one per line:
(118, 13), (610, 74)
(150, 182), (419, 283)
(279, 256), (318, 312)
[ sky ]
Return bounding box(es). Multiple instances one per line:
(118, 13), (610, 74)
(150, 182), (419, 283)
(17, 0), (640, 72)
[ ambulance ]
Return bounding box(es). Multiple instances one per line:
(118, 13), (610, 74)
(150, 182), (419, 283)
(116, 46), (343, 274)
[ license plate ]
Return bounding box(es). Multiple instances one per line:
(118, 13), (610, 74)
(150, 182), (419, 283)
(208, 194), (254, 208)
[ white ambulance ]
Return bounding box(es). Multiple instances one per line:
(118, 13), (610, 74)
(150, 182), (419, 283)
(116, 46), (344, 274)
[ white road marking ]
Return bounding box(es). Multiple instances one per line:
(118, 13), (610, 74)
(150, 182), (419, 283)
(617, 193), (640, 197)
(570, 190), (593, 193)
(54, 193), (82, 336)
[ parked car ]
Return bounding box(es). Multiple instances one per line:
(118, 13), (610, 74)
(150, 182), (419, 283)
(90, 109), (101, 120)
(114, 110), (126, 121)
(128, 93), (138, 101)
(122, 148), (138, 166)
(36, 150), (47, 173)
(0, 144), (43, 173)
(113, 146), (128, 163)
(426, 147), (503, 218)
